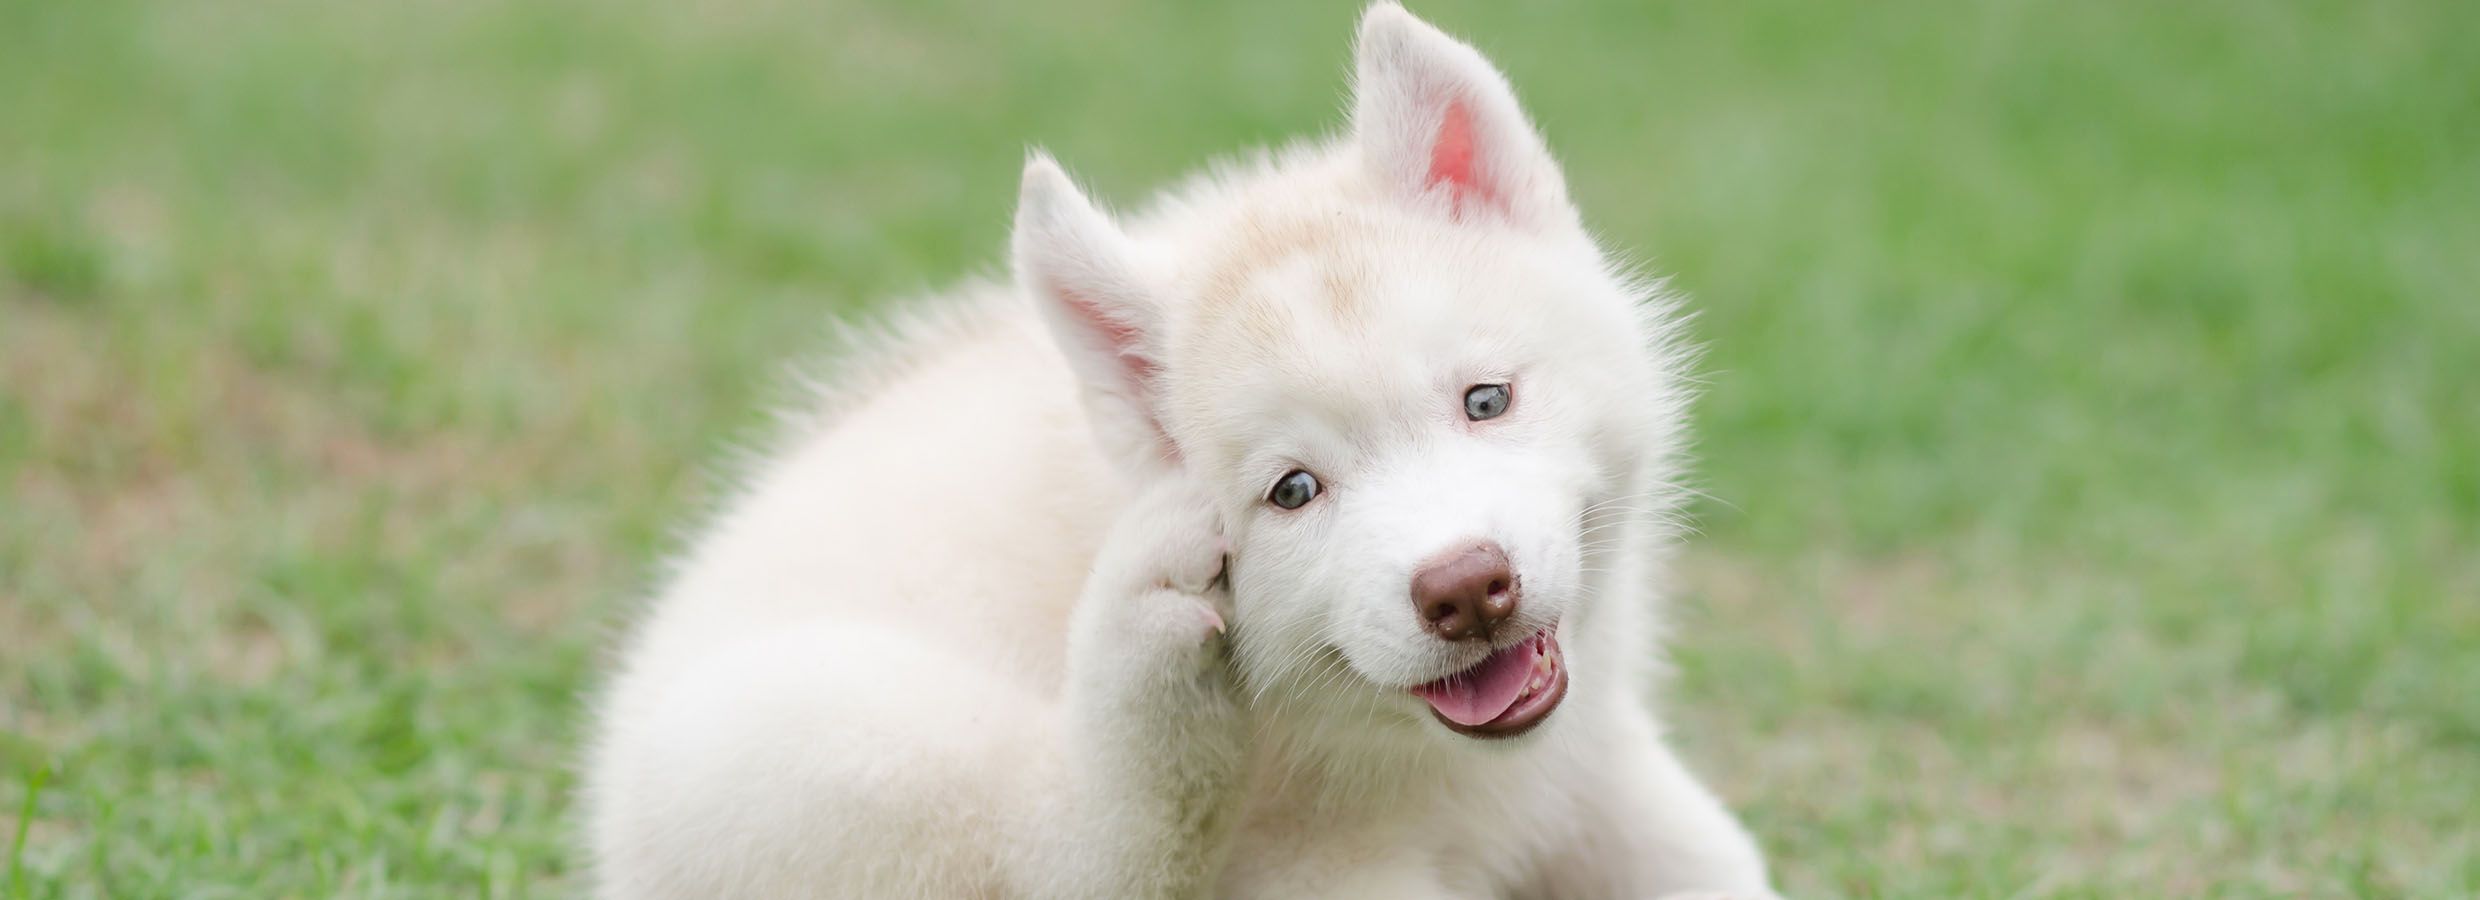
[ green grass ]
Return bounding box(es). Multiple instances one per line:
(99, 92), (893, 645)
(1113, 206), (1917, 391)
(3, 0), (2474, 894)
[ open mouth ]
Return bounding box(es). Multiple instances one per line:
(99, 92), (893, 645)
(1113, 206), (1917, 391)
(1410, 627), (1567, 738)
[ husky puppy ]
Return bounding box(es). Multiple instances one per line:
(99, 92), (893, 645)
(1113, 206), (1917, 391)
(585, 4), (1777, 897)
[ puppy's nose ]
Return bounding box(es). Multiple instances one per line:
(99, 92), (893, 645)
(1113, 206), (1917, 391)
(1411, 543), (1518, 642)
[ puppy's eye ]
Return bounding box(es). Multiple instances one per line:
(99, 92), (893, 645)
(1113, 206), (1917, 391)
(1463, 383), (1512, 421)
(1267, 470), (1321, 510)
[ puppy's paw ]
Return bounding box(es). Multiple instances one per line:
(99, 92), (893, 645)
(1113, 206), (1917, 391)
(1106, 475), (1228, 591)
(1072, 475), (1236, 696)
(1091, 476), (1230, 631)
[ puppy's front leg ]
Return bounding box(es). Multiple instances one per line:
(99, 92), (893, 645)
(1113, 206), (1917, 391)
(1566, 715), (1780, 899)
(1036, 476), (1248, 900)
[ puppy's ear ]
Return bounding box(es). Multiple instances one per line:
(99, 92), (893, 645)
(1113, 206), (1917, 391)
(1351, 3), (1575, 231)
(1014, 152), (1177, 476)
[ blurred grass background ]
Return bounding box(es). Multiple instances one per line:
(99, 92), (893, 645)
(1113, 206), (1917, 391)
(3, 0), (2475, 894)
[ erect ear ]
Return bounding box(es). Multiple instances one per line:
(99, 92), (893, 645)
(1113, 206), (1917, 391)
(1351, 3), (1574, 230)
(1013, 153), (1178, 476)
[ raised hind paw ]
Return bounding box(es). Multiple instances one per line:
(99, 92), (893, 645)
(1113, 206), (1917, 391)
(1070, 474), (1236, 691)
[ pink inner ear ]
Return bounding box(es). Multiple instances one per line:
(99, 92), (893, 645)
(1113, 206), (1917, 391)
(1055, 282), (1181, 463)
(1057, 284), (1158, 383)
(1424, 98), (1496, 212)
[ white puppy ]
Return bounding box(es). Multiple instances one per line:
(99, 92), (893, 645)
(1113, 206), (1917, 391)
(585, 4), (1778, 897)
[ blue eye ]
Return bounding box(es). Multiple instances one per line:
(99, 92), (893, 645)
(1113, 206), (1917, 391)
(1268, 470), (1321, 510)
(1463, 383), (1511, 421)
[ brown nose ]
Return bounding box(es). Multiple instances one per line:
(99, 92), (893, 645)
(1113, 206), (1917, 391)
(1411, 543), (1519, 642)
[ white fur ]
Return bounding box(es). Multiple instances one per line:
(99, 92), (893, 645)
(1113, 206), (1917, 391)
(584, 5), (1776, 897)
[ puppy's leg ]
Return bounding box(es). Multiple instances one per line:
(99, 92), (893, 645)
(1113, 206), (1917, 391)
(1031, 476), (1249, 900)
(1567, 714), (1778, 898)
(588, 623), (1042, 898)
(1224, 853), (1475, 900)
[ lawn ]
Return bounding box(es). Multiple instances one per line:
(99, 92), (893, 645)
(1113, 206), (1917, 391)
(3, 0), (2474, 895)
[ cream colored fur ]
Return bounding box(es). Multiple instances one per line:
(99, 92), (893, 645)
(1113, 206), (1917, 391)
(584, 5), (1776, 897)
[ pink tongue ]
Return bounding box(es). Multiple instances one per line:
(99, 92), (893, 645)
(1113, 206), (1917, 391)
(1413, 639), (1537, 727)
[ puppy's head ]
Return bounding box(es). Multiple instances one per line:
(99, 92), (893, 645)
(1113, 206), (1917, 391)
(1016, 4), (1687, 744)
